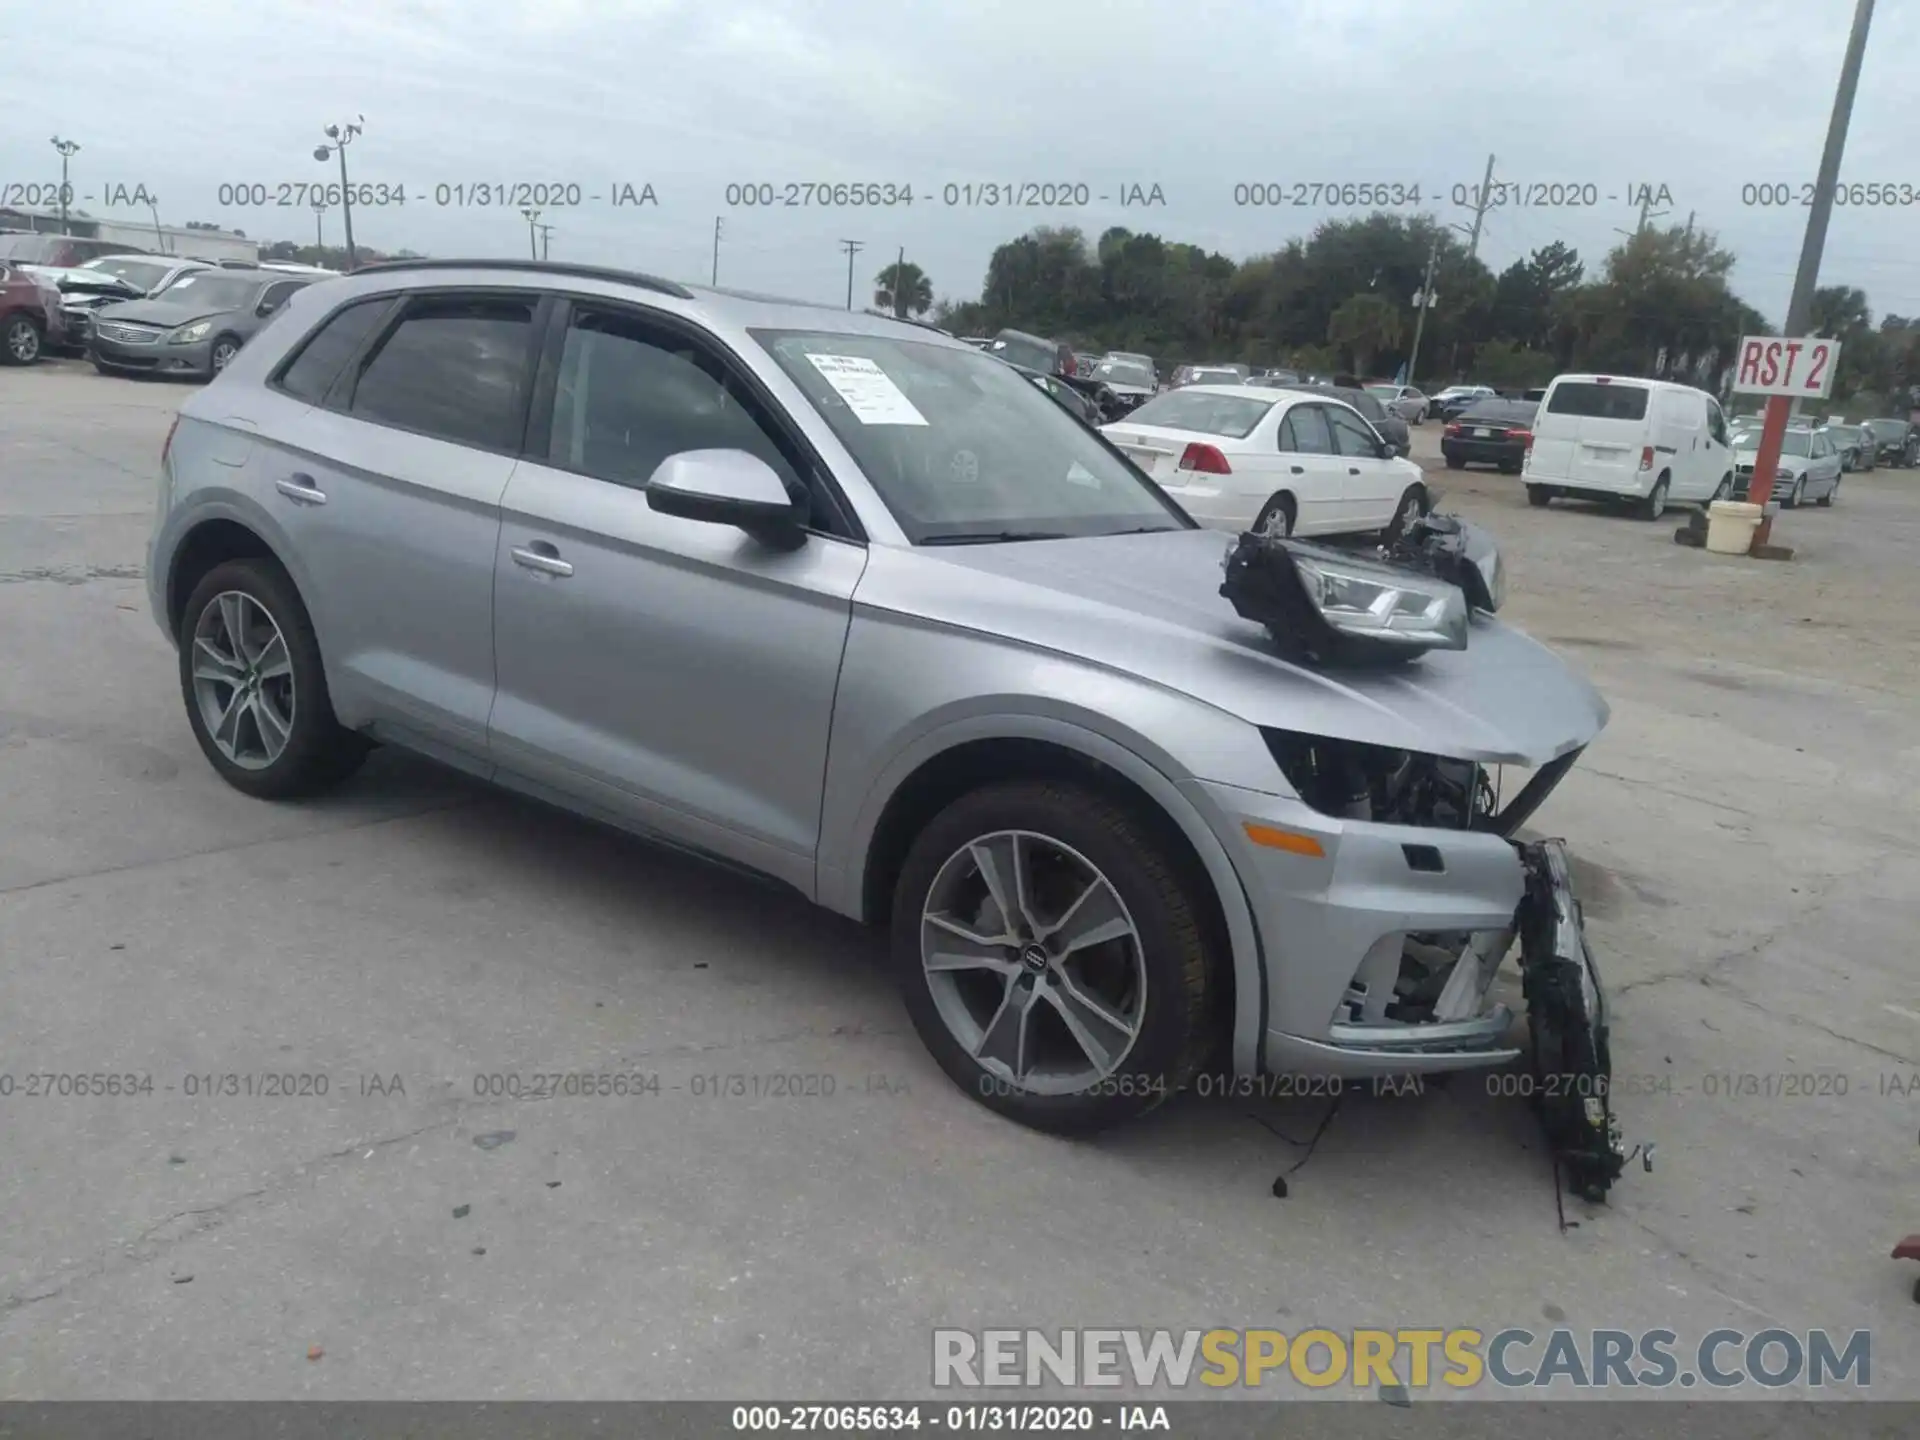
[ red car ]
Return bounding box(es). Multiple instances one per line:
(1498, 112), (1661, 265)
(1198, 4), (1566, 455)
(0, 260), (62, 365)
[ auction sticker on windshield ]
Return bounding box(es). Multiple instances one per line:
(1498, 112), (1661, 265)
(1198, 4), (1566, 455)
(805, 353), (928, 426)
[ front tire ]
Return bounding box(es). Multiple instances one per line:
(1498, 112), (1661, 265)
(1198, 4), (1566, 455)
(1385, 483), (1427, 540)
(208, 335), (241, 376)
(890, 780), (1218, 1134)
(1783, 477), (1804, 509)
(178, 558), (368, 799)
(1817, 477), (1837, 507)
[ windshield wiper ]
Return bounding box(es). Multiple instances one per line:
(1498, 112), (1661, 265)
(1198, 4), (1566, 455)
(920, 530), (1071, 546)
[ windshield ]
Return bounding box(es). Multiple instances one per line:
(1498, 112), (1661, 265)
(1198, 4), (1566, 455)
(80, 257), (174, 291)
(753, 329), (1188, 544)
(1188, 368), (1240, 386)
(152, 273), (258, 310)
(1866, 419), (1908, 439)
(1737, 431), (1811, 457)
(1094, 360), (1152, 386)
(1124, 389), (1274, 439)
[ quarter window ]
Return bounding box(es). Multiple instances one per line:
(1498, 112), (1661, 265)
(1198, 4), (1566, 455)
(276, 297), (391, 404)
(348, 294), (538, 451)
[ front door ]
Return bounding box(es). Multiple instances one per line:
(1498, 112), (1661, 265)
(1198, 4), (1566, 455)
(488, 299), (867, 891)
(1325, 402), (1401, 530)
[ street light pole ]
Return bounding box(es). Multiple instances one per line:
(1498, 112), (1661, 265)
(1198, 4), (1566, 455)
(50, 137), (80, 234)
(313, 116), (364, 269)
(1744, 0), (1874, 549)
(313, 198), (327, 251)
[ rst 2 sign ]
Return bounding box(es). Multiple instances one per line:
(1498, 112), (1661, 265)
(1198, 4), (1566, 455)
(1732, 335), (1841, 399)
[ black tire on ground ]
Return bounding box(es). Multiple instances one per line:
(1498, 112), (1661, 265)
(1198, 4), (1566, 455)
(1526, 485), (1553, 508)
(1638, 476), (1670, 521)
(177, 557), (369, 800)
(2, 313), (43, 365)
(890, 779), (1218, 1135)
(1782, 478), (1803, 509)
(1252, 492), (1295, 538)
(1817, 478), (1836, 507)
(208, 335), (242, 376)
(1498, 461), (1521, 475)
(1444, 456), (1466, 470)
(1385, 483), (1427, 540)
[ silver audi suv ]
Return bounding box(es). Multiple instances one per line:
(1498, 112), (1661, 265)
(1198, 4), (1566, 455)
(147, 260), (1627, 1195)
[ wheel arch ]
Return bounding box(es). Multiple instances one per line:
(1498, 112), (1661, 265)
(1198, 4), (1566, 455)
(839, 718), (1267, 1077)
(161, 505), (309, 646)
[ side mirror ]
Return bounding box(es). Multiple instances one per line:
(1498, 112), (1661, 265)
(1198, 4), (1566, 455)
(646, 448), (805, 548)
(256, 300), (279, 317)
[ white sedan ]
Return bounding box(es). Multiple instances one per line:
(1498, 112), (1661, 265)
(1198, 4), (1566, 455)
(1101, 384), (1431, 539)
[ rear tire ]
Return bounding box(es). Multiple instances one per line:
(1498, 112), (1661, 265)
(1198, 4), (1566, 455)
(1444, 456), (1466, 470)
(3, 313), (42, 365)
(1638, 476), (1670, 520)
(178, 558), (369, 800)
(890, 779), (1218, 1135)
(1253, 493), (1295, 538)
(1526, 485), (1553, 508)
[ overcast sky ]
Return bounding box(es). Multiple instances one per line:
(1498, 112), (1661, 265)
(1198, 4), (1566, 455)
(6, 0), (1917, 322)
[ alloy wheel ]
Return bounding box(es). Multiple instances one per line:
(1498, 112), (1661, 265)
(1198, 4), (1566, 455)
(211, 339), (238, 371)
(919, 830), (1147, 1095)
(6, 318), (40, 363)
(190, 591), (297, 770)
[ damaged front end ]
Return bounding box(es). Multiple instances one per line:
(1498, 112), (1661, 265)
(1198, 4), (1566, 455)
(1223, 516), (1639, 1201)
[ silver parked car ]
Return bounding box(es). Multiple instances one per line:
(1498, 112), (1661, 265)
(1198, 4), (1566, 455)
(1366, 384), (1430, 424)
(1728, 425), (1843, 507)
(91, 268), (313, 380)
(146, 259), (1629, 1196)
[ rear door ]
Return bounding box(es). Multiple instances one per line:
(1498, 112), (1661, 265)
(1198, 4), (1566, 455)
(261, 288), (538, 759)
(1531, 379), (1653, 489)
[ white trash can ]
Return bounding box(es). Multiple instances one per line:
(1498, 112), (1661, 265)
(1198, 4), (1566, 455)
(1705, 500), (1763, 554)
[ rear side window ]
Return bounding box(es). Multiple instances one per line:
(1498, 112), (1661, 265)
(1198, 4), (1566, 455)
(349, 294), (538, 451)
(277, 298), (391, 403)
(1547, 382), (1650, 421)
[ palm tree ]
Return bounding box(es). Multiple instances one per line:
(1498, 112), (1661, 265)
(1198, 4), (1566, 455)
(875, 260), (934, 318)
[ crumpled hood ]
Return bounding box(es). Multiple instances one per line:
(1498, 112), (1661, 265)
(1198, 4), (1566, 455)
(862, 528), (1609, 765)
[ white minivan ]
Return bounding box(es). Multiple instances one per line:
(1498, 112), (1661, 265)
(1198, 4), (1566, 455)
(1522, 374), (1735, 519)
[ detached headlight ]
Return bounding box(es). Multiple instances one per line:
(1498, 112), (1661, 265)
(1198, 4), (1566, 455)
(1220, 533), (1469, 665)
(1293, 553), (1465, 647)
(170, 320), (212, 344)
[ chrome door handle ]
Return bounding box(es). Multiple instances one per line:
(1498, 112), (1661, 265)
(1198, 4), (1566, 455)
(510, 543), (573, 578)
(275, 475), (327, 505)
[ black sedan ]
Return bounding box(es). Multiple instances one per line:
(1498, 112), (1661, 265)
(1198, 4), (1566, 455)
(1442, 399), (1538, 474)
(1864, 418), (1918, 468)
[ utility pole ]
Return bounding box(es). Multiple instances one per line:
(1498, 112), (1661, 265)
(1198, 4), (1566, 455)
(1459, 152), (1497, 263)
(711, 216), (723, 285)
(1616, 186), (1670, 239)
(149, 195), (167, 254)
(50, 137), (79, 234)
(839, 239), (864, 310)
(521, 207), (541, 259)
(535, 223), (553, 260)
(1744, 0), (1875, 552)
(1404, 233), (1441, 389)
(313, 116), (365, 269)
(892, 244), (906, 317)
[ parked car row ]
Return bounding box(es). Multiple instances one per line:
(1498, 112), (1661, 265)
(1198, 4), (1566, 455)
(0, 254), (328, 378)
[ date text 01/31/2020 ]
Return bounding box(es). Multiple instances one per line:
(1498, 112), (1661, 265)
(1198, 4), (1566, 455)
(724, 182), (1167, 208)
(212, 182), (659, 208)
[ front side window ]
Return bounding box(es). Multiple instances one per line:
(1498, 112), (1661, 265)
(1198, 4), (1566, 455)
(349, 293), (537, 451)
(754, 329), (1187, 543)
(548, 307), (802, 495)
(1327, 406), (1382, 457)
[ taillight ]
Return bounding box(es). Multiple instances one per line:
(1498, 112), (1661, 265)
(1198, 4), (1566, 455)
(1638, 445), (1655, 471)
(1444, 423), (1462, 436)
(1178, 442), (1232, 474)
(162, 415), (180, 464)
(1511, 428), (1533, 448)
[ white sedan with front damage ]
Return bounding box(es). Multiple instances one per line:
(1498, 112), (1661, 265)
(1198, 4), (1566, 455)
(1103, 384), (1430, 540)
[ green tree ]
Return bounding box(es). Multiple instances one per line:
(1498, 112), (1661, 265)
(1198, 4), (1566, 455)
(874, 260), (934, 317)
(1327, 292), (1405, 377)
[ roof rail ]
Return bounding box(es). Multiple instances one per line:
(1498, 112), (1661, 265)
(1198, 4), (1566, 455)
(345, 256), (693, 299)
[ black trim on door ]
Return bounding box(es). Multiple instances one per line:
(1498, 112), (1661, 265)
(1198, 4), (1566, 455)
(523, 293), (868, 544)
(267, 292), (404, 403)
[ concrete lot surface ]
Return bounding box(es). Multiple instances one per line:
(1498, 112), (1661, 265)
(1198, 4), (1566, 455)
(2, 360), (1917, 1399)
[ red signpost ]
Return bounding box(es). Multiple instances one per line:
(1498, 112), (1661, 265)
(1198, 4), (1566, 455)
(1728, 335), (1842, 552)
